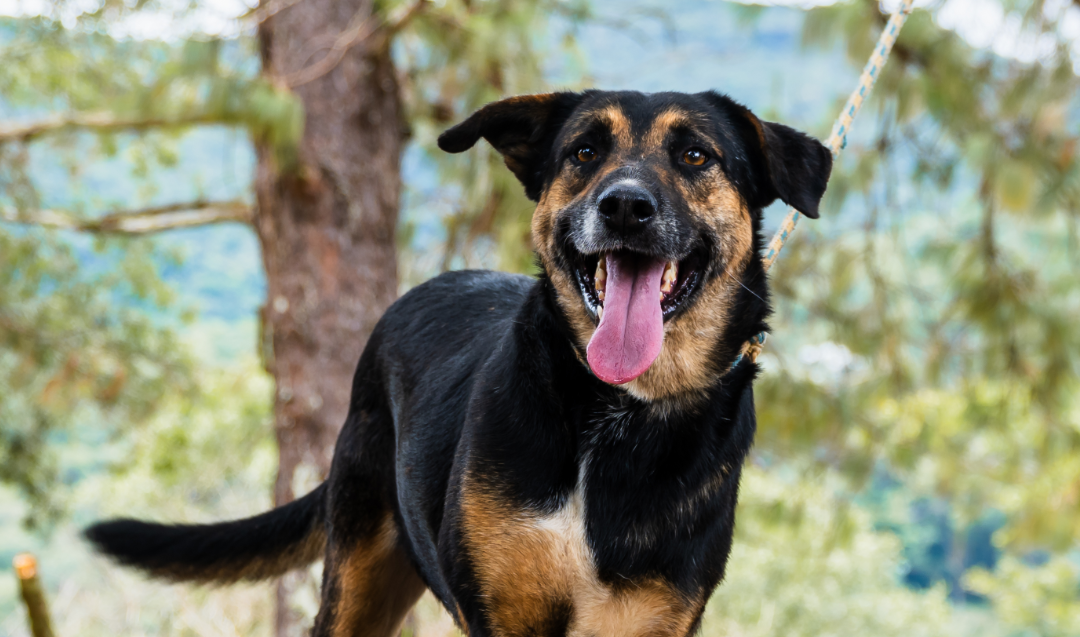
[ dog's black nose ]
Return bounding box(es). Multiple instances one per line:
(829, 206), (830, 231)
(597, 183), (657, 233)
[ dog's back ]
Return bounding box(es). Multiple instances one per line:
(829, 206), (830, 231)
(85, 269), (529, 587)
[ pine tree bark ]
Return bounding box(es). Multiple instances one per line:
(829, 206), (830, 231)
(255, 1), (403, 634)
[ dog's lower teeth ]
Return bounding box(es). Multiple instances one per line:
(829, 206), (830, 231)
(597, 305), (603, 321)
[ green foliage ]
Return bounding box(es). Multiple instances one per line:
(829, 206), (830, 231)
(90, 357), (275, 520)
(0, 359), (276, 636)
(704, 465), (993, 637)
(398, 0), (590, 276)
(0, 15), (301, 182)
(752, 0), (1080, 612)
(0, 228), (192, 528)
(966, 554), (1080, 637)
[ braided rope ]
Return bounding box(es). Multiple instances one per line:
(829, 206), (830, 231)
(732, 0), (916, 370)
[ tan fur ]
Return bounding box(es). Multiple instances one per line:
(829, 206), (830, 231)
(574, 579), (700, 637)
(532, 175), (573, 263)
(533, 158), (607, 354)
(461, 475), (701, 637)
(327, 515), (426, 637)
(530, 102), (634, 261)
(643, 108), (690, 148)
(742, 107), (768, 149)
(597, 104), (633, 148)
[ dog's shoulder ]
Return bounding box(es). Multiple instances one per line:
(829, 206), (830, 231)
(363, 269), (541, 410)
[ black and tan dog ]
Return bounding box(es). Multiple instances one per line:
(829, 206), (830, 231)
(87, 90), (831, 636)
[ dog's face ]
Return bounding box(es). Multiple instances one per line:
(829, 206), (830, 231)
(440, 91), (831, 402)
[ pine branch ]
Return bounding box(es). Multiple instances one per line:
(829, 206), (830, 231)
(0, 113), (233, 144)
(0, 200), (253, 234)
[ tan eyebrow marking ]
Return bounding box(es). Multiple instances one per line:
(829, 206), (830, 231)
(644, 108), (692, 147)
(595, 104), (632, 148)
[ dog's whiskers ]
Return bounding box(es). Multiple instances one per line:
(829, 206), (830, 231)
(725, 269), (766, 304)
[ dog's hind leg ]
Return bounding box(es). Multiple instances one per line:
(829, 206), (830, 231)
(311, 513), (427, 637)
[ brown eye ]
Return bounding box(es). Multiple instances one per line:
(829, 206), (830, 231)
(576, 146), (597, 163)
(682, 148), (708, 166)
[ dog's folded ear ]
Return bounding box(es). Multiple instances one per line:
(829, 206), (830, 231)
(704, 92), (833, 219)
(438, 92), (587, 201)
(753, 121), (833, 219)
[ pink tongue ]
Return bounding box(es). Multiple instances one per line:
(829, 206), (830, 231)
(586, 253), (666, 385)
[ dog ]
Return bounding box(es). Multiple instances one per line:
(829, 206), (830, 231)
(87, 90), (832, 637)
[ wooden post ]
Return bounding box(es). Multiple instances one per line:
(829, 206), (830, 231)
(13, 554), (56, 637)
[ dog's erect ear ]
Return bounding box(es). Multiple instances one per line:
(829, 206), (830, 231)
(437, 92), (587, 201)
(704, 92), (833, 219)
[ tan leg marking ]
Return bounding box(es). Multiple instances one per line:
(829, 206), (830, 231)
(461, 477), (579, 635)
(573, 579), (699, 637)
(328, 515), (427, 637)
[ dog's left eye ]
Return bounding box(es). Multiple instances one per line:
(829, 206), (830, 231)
(681, 148), (709, 166)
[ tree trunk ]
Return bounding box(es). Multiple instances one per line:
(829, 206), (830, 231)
(255, 2), (403, 635)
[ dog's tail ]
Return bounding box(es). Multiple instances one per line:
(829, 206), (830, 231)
(84, 483), (327, 584)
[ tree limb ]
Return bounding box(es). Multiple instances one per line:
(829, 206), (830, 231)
(0, 113), (234, 144)
(0, 200), (253, 234)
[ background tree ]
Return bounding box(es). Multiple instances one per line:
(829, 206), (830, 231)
(0, 0), (585, 633)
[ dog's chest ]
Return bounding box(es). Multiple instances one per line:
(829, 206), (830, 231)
(461, 477), (699, 637)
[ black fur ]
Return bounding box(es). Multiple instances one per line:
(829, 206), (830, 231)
(703, 91), (833, 218)
(85, 484), (326, 583)
(87, 90), (832, 636)
(437, 92), (591, 201)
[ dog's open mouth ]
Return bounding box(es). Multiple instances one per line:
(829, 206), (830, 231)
(574, 249), (704, 321)
(572, 247), (705, 385)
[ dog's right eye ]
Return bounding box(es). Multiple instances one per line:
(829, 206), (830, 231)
(681, 148), (709, 166)
(575, 146), (598, 163)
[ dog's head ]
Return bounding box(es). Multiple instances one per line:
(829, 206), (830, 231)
(439, 91), (832, 402)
